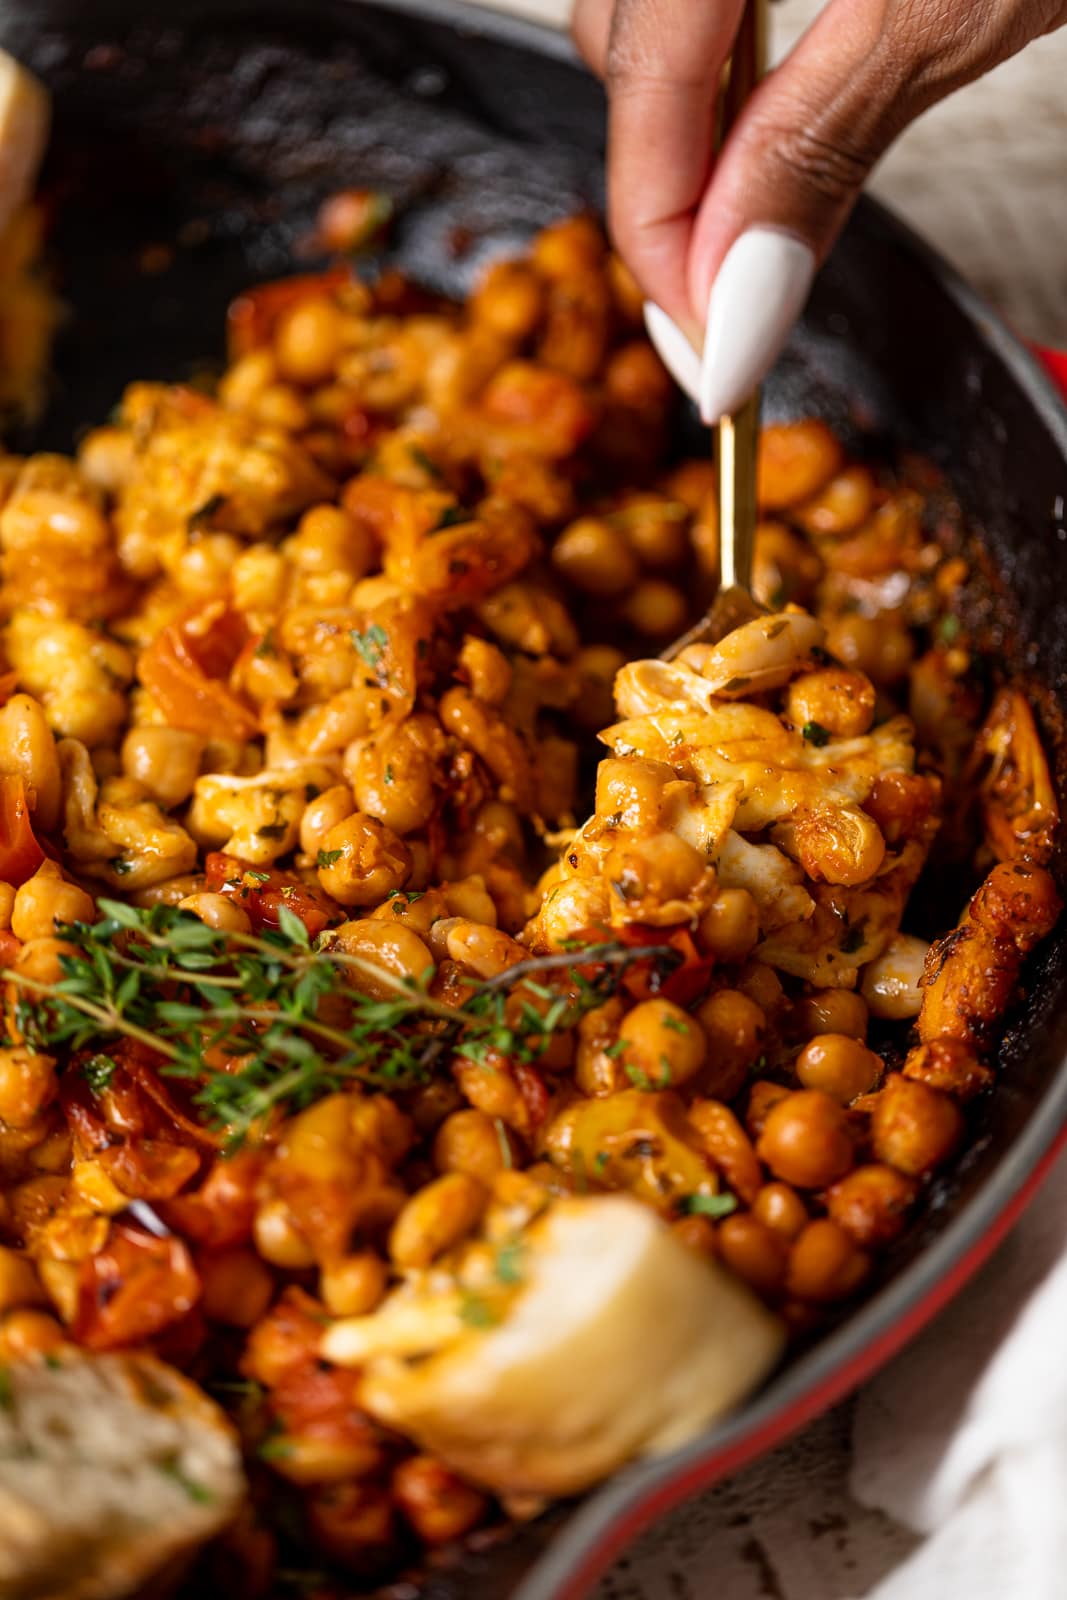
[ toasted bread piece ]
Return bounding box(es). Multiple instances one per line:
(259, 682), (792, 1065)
(0, 1351), (246, 1600)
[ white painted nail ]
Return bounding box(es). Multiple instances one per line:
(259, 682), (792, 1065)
(643, 301), (702, 403)
(698, 228), (816, 423)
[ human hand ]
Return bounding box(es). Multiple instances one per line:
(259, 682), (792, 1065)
(572, 0), (1067, 418)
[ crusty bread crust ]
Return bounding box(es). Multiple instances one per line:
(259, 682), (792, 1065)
(0, 1352), (246, 1600)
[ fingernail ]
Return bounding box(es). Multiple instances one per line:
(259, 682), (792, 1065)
(643, 302), (702, 403)
(699, 228), (816, 422)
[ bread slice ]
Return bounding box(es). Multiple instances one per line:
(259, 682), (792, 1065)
(0, 1352), (246, 1600)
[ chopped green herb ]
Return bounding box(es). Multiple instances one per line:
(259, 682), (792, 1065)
(258, 1436), (295, 1461)
(256, 822), (289, 841)
(458, 1291), (499, 1329)
(493, 1117), (513, 1170)
(350, 623), (389, 670)
(244, 870), (271, 884)
(593, 1149), (610, 1174)
(83, 1053), (117, 1094)
(681, 1192), (738, 1219)
(409, 445), (442, 480)
(625, 1064), (652, 1090)
(254, 628), (277, 659)
(661, 1014), (690, 1034)
(801, 721), (831, 748)
(316, 849), (343, 868)
(493, 1238), (524, 1286)
(384, 764), (394, 785)
(109, 856), (133, 876)
(938, 614), (961, 644)
(158, 1456), (215, 1504)
(841, 918), (868, 955)
(429, 505), (474, 533)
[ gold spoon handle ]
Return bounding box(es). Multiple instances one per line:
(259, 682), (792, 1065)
(713, 0), (768, 598)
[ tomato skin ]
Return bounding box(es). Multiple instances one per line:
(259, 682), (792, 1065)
(161, 1149), (265, 1248)
(74, 1221), (201, 1349)
(0, 775), (45, 886)
(514, 1061), (550, 1129)
(138, 606), (259, 742)
(227, 267), (353, 358)
(205, 852), (341, 938)
(0, 930), (20, 968)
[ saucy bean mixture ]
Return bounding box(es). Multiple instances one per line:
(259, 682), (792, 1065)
(0, 213), (1060, 1588)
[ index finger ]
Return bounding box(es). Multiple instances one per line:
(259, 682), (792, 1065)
(604, 0), (744, 329)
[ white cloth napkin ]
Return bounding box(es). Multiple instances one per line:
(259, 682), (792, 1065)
(849, 1143), (1067, 1600)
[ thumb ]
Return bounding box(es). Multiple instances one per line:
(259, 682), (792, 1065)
(679, 0), (1066, 420)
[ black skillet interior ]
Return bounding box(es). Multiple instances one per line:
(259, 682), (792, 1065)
(3, 1), (1067, 1595)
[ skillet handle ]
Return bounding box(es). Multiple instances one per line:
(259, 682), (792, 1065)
(1033, 344), (1067, 400)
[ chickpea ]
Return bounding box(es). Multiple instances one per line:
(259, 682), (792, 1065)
(574, 998), (628, 1098)
(551, 516), (639, 598)
(671, 1214), (718, 1256)
(698, 889), (760, 964)
(602, 831), (712, 913)
(0, 1308), (65, 1361)
(433, 1109), (521, 1187)
(792, 990), (869, 1041)
(0, 1049), (57, 1129)
(617, 998), (706, 1090)
(331, 920), (435, 997)
(0, 1248), (47, 1314)
(757, 421), (842, 510)
(299, 783), (356, 856)
(443, 877), (498, 927)
(532, 215), (605, 279)
(620, 578), (688, 638)
(0, 694), (62, 831)
(752, 1182), (808, 1242)
(320, 1251), (388, 1318)
(688, 1099), (763, 1205)
(121, 726), (203, 810)
(745, 1079), (790, 1139)
(756, 1090), (855, 1189)
(471, 260), (544, 340)
(200, 1247), (274, 1327)
(78, 425), (136, 493)
(794, 464), (875, 537)
(785, 667), (876, 738)
(717, 1213), (788, 1298)
(444, 921), (525, 980)
(11, 863), (95, 943)
(287, 504), (375, 581)
(253, 1198), (317, 1270)
(695, 990), (766, 1100)
(218, 347), (276, 410)
(825, 1164), (918, 1248)
(786, 1219), (870, 1302)
(604, 346), (673, 417)
(870, 1073), (963, 1178)
(902, 1039), (992, 1102)
(824, 613), (914, 687)
(265, 1430), (383, 1488)
(254, 383), (310, 432)
(178, 892), (253, 934)
(795, 1034), (883, 1104)
(392, 1454), (488, 1547)
(351, 716), (441, 837)
(316, 812), (411, 906)
(452, 1056), (528, 1134)
(594, 757), (674, 830)
(275, 297), (343, 386)
(572, 644), (626, 731)
(389, 1173), (487, 1270)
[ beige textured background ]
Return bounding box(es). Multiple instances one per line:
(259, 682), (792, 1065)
(476, 0), (1067, 343)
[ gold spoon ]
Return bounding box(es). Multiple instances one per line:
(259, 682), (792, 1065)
(662, 0), (769, 660)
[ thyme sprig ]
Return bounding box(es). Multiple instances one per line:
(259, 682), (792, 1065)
(5, 901), (680, 1148)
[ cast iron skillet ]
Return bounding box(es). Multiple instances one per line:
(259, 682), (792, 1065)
(3, 1), (1067, 1595)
